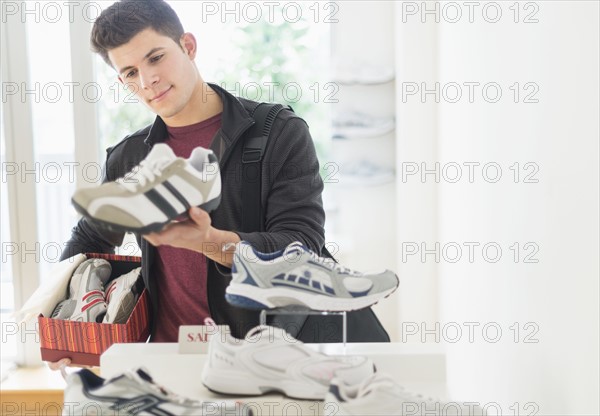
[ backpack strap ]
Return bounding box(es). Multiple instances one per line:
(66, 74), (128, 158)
(241, 103), (286, 233)
(241, 102), (337, 262)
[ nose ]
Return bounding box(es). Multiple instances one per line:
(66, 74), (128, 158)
(139, 68), (159, 90)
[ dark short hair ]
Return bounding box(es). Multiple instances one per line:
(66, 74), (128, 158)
(91, 0), (184, 66)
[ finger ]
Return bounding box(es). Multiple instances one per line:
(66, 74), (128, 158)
(47, 358), (71, 371)
(189, 206), (203, 219)
(189, 207), (211, 226)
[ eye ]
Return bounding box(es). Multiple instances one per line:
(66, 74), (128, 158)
(125, 69), (138, 79)
(150, 54), (164, 63)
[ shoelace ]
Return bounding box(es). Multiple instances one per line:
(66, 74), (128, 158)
(300, 246), (359, 276)
(117, 158), (171, 192)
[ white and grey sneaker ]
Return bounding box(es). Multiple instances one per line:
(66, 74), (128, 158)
(325, 373), (486, 416)
(72, 143), (221, 234)
(50, 259), (112, 323)
(201, 325), (374, 400)
(103, 267), (143, 324)
(225, 241), (399, 312)
(63, 367), (252, 416)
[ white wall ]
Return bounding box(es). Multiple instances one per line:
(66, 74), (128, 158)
(394, 2), (441, 335)
(396, 1), (599, 414)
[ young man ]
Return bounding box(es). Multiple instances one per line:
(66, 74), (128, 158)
(61, 0), (389, 344)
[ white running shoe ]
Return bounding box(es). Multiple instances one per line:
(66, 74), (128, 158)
(103, 267), (143, 324)
(201, 325), (375, 400)
(72, 143), (221, 234)
(325, 373), (486, 416)
(225, 241), (399, 312)
(63, 367), (252, 416)
(50, 259), (112, 323)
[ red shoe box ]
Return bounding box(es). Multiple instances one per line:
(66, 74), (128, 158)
(38, 253), (150, 367)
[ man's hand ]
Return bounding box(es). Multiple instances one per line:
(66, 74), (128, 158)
(144, 206), (211, 251)
(144, 206), (240, 267)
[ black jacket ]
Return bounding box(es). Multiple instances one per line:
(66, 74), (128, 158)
(62, 84), (390, 342)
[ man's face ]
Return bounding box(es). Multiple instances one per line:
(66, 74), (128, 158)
(108, 28), (199, 124)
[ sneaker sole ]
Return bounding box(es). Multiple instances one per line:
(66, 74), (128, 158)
(225, 279), (398, 312)
(71, 193), (221, 234)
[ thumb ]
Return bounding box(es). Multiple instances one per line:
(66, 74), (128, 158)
(48, 357), (71, 371)
(189, 206), (203, 219)
(189, 206), (210, 225)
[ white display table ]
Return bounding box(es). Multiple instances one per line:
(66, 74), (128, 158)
(101, 342), (447, 415)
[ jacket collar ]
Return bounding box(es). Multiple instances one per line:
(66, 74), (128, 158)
(143, 82), (255, 166)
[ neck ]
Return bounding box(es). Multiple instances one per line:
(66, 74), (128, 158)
(163, 81), (223, 127)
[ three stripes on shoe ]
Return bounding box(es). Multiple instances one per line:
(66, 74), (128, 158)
(145, 181), (191, 220)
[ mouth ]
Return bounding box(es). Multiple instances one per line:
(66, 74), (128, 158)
(150, 86), (172, 103)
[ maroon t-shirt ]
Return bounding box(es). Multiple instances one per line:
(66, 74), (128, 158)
(152, 113), (222, 342)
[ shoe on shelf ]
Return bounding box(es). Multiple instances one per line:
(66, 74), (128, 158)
(332, 111), (395, 139)
(201, 325), (374, 400)
(63, 367), (252, 416)
(50, 258), (112, 323)
(103, 267), (143, 324)
(71, 143), (221, 234)
(325, 373), (487, 416)
(225, 241), (399, 312)
(338, 160), (396, 187)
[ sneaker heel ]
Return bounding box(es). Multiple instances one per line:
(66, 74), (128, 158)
(199, 193), (221, 213)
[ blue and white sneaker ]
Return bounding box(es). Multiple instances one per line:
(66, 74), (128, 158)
(63, 367), (252, 415)
(225, 241), (399, 312)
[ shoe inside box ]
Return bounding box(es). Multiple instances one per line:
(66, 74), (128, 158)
(96, 255), (142, 281)
(38, 253), (148, 366)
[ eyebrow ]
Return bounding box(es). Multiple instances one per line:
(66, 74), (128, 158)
(118, 47), (165, 76)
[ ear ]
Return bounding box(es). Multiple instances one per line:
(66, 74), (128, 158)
(179, 32), (197, 60)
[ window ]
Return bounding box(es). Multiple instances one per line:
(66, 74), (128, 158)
(168, 1), (332, 156)
(25, 16), (77, 283)
(2, 0), (334, 365)
(1, 99), (17, 365)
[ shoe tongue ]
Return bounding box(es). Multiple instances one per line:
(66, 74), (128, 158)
(124, 367), (155, 385)
(146, 143), (176, 164)
(126, 368), (177, 399)
(284, 241), (306, 256)
(135, 368), (153, 382)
